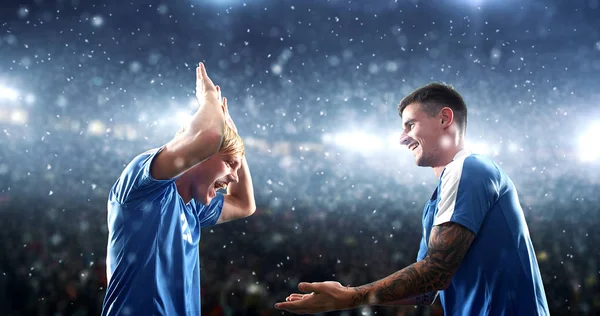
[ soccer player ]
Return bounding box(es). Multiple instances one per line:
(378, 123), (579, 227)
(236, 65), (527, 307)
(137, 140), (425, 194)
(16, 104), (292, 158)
(275, 83), (549, 315)
(102, 63), (256, 315)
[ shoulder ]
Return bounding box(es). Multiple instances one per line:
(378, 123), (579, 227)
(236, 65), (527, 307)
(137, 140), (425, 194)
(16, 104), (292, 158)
(442, 150), (499, 183)
(119, 148), (162, 178)
(110, 147), (166, 204)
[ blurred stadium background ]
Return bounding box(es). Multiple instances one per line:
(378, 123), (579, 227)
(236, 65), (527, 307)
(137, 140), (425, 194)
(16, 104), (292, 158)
(1, 0), (599, 315)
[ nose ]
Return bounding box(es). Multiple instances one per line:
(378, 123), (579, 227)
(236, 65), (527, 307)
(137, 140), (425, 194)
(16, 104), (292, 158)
(229, 171), (239, 184)
(399, 131), (411, 146)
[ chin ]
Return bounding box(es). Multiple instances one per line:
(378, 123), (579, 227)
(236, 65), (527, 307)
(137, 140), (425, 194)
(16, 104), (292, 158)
(415, 155), (430, 167)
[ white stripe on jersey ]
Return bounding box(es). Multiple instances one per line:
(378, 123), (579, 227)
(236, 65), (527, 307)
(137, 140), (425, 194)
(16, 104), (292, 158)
(433, 150), (472, 226)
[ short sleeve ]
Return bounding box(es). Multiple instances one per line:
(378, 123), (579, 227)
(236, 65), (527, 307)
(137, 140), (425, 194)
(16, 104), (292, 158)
(194, 193), (225, 227)
(433, 156), (500, 235)
(110, 147), (176, 204)
(416, 234), (428, 261)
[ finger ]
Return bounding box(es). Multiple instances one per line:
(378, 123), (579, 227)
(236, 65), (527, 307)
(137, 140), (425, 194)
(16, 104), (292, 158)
(298, 282), (319, 293)
(223, 97), (228, 110)
(287, 295), (305, 302)
(199, 62), (216, 89)
(220, 97), (226, 112)
(287, 294), (305, 301)
(274, 301), (305, 311)
(196, 66), (202, 91)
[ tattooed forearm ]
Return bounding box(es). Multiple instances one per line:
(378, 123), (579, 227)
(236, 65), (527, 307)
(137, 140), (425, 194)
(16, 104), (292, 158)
(415, 291), (437, 305)
(352, 222), (474, 306)
(351, 283), (374, 307)
(375, 291), (438, 306)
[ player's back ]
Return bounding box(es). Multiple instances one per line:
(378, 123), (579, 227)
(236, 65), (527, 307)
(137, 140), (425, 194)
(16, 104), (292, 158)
(420, 151), (550, 315)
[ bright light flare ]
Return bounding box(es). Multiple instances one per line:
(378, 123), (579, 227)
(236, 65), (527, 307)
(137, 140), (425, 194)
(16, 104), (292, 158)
(175, 111), (193, 127)
(578, 123), (600, 162)
(10, 109), (28, 124)
(88, 120), (106, 135)
(467, 140), (491, 156)
(335, 132), (384, 152)
(0, 85), (19, 102)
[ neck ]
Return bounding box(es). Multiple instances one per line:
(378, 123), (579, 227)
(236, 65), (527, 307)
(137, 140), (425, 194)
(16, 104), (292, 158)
(432, 142), (465, 178)
(175, 175), (193, 204)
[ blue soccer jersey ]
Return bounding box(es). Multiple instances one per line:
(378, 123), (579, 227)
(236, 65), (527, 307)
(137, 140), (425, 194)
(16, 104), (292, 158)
(102, 148), (224, 316)
(417, 149), (549, 315)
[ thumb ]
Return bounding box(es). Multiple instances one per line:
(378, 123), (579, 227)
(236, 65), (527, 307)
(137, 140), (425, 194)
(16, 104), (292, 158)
(221, 97), (227, 112)
(298, 282), (319, 293)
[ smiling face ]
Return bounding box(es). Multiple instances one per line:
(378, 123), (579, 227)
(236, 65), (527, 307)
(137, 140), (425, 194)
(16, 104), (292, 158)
(397, 83), (468, 171)
(399, 102), (447, 167)
(188, 153), (242, 205)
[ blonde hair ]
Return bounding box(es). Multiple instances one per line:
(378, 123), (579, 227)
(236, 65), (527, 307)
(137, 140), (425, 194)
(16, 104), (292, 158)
(219, 124), (245, 158)
(175, 124), (244, 158)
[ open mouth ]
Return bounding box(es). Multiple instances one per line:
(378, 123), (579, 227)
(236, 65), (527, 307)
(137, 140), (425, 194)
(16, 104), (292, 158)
(213, 181), (228, 190)
(408, 142), (419, 152)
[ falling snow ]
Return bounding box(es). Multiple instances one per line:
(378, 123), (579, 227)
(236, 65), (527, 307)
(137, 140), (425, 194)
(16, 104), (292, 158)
(0, 0), (599, 315)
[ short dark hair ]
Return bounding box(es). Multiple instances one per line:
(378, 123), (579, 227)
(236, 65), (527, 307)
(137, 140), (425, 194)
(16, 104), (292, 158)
(398, 82), (467, 133)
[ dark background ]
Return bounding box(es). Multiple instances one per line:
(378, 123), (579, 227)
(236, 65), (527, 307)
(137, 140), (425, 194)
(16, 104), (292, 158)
(1, 0), (599, 314)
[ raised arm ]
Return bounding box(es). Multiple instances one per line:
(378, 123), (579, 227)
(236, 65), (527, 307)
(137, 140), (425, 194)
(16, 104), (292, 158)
(218, 157), (256, 224)
(217, 98), (256, 224)
(151, 63), (226, 180)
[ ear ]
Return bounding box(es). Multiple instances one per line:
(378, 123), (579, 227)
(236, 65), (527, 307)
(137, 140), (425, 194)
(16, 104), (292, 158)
(439, 107), (454, 129)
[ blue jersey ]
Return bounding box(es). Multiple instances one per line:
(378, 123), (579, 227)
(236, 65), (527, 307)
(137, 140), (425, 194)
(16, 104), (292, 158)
(417, 150), (549, 315)
(102, 148), (224, 316)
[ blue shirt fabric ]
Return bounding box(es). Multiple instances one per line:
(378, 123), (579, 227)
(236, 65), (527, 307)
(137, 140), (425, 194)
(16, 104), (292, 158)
(417, 150), (549, 315)
(102, 148), (224, 316)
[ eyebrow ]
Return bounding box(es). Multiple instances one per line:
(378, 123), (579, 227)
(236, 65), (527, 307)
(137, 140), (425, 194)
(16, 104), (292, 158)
(233, 160), (242, 169)
(403, 119), (415, 129)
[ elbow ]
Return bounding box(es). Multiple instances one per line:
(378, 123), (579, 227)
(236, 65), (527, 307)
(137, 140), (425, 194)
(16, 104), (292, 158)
(437, 283), (450, 292)
(246, 203), (257, 217)
(436, 276), (454, 291)
(424, 291), (439, 306)
(237, 199), (256, 218)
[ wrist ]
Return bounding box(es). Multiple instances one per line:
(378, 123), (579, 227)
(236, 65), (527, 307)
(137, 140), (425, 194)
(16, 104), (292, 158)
(348, 285), (374, 308)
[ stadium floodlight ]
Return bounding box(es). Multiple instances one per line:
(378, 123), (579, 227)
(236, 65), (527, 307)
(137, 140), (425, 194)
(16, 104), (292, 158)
(332, 132), (385, 153)
(578, 122), (600, 162)
(507, 142), (519, 153)
(10, 109), (28, 124)
(0, 85), (19, 102)
(88, 120), (106, 136)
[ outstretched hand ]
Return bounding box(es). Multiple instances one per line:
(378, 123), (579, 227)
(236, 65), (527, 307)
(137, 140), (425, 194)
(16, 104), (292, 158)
(274, 281), (355, 314)
(195, 62), (220, 110)
(220, 96), (238, 134)
(195, 62), (238, 134)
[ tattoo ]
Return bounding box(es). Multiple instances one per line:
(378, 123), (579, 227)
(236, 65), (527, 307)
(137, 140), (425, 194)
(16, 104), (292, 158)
(373, 222), (474, 304)
(351, 283), (374, 307)
(415, 291), (437, 305)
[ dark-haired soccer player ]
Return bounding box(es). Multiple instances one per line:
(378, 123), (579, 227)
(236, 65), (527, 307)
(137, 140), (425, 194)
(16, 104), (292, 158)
(276, 83), (549, 316)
